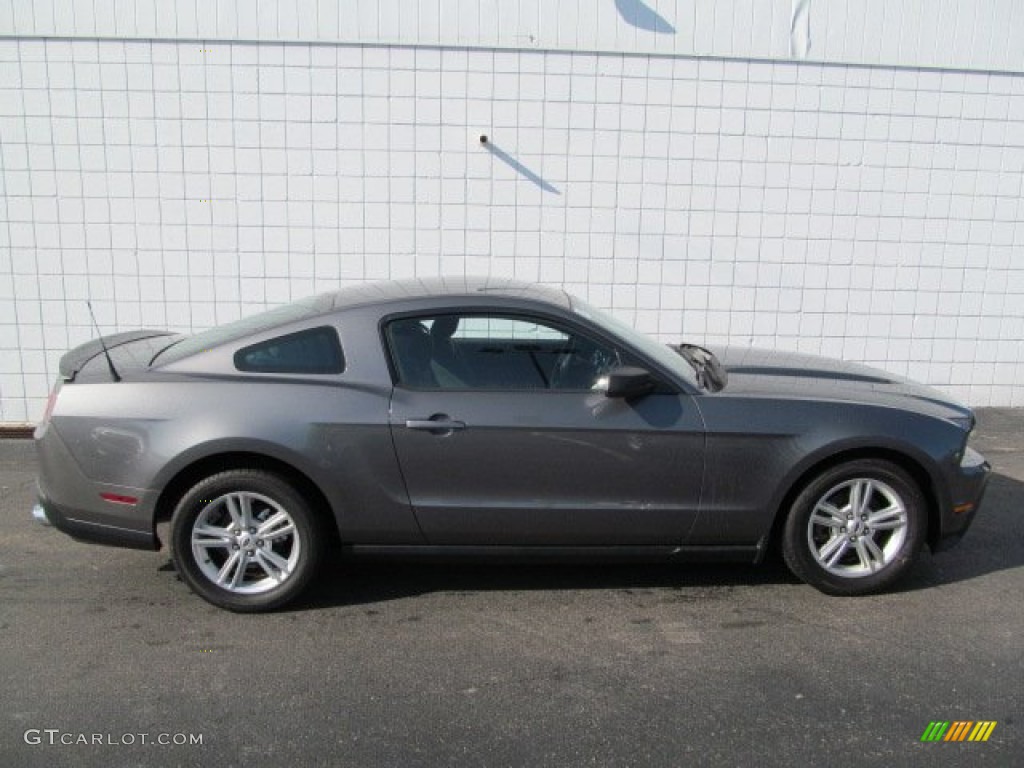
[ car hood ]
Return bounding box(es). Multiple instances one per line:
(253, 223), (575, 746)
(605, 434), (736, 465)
(708, 346), (972, 421)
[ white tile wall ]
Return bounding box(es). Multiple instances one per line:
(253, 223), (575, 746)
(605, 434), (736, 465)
(2, 35), (1023, 420)
(5, 0), (1024, 73)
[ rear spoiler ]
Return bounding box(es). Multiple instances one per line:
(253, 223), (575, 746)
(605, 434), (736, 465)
(58, 330), (177, 380)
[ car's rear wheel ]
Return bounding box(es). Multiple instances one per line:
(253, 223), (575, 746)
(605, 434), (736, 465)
(170, 469), (324, 612)
(781, 459), (926, 595)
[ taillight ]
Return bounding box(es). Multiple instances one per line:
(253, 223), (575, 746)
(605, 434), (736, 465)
(41, 385), (60, 424)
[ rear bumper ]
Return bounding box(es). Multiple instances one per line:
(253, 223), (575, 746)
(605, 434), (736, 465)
(34, 482), (157, 550)
(931, 446), (990, 553)
(34, 422), (159, 551)
(32, 502), (51, 526)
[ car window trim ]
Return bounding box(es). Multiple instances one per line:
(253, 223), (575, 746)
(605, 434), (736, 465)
(233, 324), (346, 375)
(379, 307), (688, 395)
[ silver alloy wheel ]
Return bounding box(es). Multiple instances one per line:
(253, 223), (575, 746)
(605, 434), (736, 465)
(190, 491), (301, 594)
(806, 478), (908, 579)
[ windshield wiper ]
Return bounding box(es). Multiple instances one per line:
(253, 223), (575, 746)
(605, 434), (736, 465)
(673, 344), (728, 392)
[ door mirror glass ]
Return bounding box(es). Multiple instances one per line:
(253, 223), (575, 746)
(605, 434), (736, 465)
(601, 366), (655, 399)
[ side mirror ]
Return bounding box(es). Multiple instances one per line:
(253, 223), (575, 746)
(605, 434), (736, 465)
(602, 366), (655, 399)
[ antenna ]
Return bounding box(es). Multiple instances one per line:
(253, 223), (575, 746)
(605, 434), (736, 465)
(86, 300), (121, 382)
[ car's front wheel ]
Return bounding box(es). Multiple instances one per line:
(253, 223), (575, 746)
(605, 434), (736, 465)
(782, 459), (926, 595)
(170, 469), (324, 612)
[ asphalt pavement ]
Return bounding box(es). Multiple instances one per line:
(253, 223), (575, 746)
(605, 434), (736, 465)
(1, 409), (1022, 767)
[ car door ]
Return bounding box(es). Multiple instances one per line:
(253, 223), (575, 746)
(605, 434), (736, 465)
(385, 311), (705, 546)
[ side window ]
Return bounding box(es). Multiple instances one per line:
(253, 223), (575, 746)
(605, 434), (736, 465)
(234, 326), (344, 374)
(387, 314), (620, 390)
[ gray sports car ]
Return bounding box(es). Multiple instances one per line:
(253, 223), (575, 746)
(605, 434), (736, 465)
(33, 277), (989, 611)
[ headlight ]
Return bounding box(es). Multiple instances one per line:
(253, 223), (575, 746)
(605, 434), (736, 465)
(960, 445), (986, 468)
(947, 413), (976, 465)
(947, 414), (974, 432)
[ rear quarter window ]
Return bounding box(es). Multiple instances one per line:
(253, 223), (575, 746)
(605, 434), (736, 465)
(234, 327), (344, 374)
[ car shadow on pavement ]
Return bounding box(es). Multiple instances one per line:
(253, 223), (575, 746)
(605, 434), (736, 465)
(892, 470), (1024, 593)
(284, 470), (1024, 611)
(296, 558), (799, 611)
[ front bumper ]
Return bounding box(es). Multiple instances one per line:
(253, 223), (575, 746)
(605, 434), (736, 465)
(931, 446), (990, 552)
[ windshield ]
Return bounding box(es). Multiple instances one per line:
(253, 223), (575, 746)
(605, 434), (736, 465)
(152, 293), (336, 366)
(570, 296), (700, 390)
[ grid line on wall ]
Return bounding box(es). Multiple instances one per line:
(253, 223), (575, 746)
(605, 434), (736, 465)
(1, 37), (1024, 418)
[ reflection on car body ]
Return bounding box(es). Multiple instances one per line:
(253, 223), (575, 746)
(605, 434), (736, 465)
(33, 277), (989, 611)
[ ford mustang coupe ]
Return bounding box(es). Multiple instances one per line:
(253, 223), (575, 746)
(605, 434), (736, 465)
(33, 277), (989, 611)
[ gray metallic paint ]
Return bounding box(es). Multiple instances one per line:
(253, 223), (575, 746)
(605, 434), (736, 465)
(390, 388), (705, 545)
(34, 277), (989, 561)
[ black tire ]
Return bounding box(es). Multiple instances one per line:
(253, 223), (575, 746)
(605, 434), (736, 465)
(781, 459), (926, 596)
(170, 469), (324, 612)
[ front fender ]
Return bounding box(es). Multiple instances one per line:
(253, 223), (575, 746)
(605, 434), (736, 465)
(688, 397), (963, 546)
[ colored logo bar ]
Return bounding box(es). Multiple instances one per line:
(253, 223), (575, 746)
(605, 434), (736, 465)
(921, 721), (997, 742)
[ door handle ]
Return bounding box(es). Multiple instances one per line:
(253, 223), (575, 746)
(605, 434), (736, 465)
(405, 414), (467, 434)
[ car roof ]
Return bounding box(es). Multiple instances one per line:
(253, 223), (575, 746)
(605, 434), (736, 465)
(150, 277), (574, 368)
(326, 276), (572, 311)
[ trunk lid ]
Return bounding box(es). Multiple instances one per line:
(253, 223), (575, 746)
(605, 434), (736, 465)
(59, 330), (181, 382)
